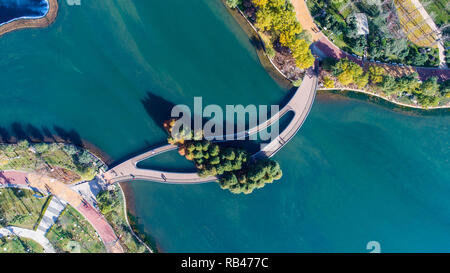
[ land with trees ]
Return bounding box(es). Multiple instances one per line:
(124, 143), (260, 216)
(46, 205), (106, 253)
(96, 186), (150, 253)
(0, 140), (149, 253)
(320, 58), (450, 107)
(0, 141), (106, 184)
(0, 235), (43, 253)
(307, 0), (441, 67)
(225, 0), (315, 82)
(0, 188), (49, 230)
(446, 40), (450, 67)
(165, 119), (283, 194)
(420, 0), (449, 27)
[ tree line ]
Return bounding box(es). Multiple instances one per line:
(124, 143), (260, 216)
(226, 0), (315, 69)
(311, 0), (440, 67)
(322, 58), (450, 107)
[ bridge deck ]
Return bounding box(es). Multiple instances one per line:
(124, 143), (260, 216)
(105, 64), (318, 184)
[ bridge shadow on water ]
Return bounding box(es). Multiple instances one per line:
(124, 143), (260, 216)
(137, 90), (298, 161)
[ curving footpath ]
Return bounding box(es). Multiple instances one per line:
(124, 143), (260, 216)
(0, 226), (55, 253)
(104, 63), (318, 184)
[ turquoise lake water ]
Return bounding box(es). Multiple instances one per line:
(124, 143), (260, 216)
(0, 0), (449, 252)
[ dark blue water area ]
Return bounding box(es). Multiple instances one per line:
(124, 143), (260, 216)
(0, 0), (49, 25)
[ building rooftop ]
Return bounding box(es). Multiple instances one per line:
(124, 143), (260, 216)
(354, 13), (369, 35)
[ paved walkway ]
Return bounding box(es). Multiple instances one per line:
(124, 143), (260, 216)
(292, 0), (322, 42)
(0, 171), (123, 253)
(0, 226), (55, 253)
(104, 63), (319, 184)
(36, 197), (67, 235)
(255, 65), (318, 158)
(71, 177), (106, 208)
(292, 0), (450, 81)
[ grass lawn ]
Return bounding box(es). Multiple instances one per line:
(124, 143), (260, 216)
(46, 205), (106, 253)
(0, 236), (44, 253)
(97, 186), (148, 253)
(0, 188), (49, 230)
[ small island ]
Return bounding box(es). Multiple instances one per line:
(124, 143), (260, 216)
(0, 0), (448, 254)
(165, 119), (283, 194)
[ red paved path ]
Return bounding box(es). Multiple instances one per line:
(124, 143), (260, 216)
(314, 36), (450, 82)
(0, 171), (28, 186)
(0, 170), (122, 253)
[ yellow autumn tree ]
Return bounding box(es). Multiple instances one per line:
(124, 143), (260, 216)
(255, 6), (273, 31)
(368, 66), (385, 84)
(356, 73), (369, 88)
(274, 10), (302, 47)
(334, 59), (365, 86)
(337, 70), (355, 86)
(323, 76), (335, 88)
(291, 39), (315, 69)
(252, 0), (268, 8)
(253, 0), (315, 69)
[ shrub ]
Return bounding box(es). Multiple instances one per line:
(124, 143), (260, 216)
(292, 79), (302, 87)
(368, 66), (385, 84)
(323, 76), (335, 88)
(266, 46), (276, 59)
(225, 0), (241, 9)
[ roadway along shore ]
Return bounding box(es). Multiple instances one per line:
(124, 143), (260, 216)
(0, 0), (59, 38)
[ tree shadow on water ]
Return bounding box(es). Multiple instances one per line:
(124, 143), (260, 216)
(0, 123), (111, 163)
(53, 126), (83, 147)
(249, 36), (263, 51)
(26, 124), (44, 142)
(141, 92), (177, 132)
(11, 123), (28, 142)
(0, 127), (11, 143)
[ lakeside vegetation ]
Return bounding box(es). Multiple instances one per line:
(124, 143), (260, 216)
(165, 119), (283, 194)
(0, 188), (49, 230)
(321, 58), (450, 107)
(0, 236), (43, 253)
(0, 141), (105, 184)
(0, 142), (144, 253)
(307, 0), (440, 67)
(46, 205), (106, 253)
(96, 187), (149, 253)
(226, 0), (315, 81)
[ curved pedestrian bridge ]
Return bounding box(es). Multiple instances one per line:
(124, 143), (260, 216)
(104, 64), (318, 184)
